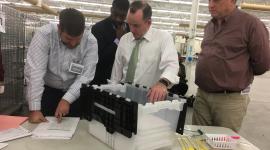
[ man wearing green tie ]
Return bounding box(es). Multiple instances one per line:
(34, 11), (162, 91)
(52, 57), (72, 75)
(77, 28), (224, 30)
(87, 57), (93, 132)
(111, 0), (179, 102)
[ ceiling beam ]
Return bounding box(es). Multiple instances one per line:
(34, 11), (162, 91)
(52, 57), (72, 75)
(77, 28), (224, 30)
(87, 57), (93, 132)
(10, 5), (48, 14)
(241, 3), (270, 11)
(24, 0), (58, 15)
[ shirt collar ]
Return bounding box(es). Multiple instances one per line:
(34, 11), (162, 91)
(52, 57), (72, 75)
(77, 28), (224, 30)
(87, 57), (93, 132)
(132, 26), (153, 42)
(211, 8), (238, 24)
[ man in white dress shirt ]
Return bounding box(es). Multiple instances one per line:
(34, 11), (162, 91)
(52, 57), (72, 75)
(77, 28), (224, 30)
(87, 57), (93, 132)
(25, 8), (98, 123)
(111, 1), (179, 102)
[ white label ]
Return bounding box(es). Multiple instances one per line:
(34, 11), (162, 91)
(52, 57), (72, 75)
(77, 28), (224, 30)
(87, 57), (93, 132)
(68, 62), (84, 75)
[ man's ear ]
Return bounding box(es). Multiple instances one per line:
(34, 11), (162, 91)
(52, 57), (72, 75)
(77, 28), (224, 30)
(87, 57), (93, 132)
(110, 7), (114, 17)
(57, 24), (61, 32)
(147, 19), (152, 26)
(57, 24), (63, 35)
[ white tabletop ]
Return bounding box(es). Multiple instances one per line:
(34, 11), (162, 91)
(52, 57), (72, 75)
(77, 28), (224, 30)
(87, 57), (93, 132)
(183, 125), (260, 150)
(3, 120), (111, 150)
(2, 121), (260, 150)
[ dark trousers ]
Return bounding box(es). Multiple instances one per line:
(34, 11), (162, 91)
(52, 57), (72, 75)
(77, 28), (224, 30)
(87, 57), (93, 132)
(41, 85), (81, 117)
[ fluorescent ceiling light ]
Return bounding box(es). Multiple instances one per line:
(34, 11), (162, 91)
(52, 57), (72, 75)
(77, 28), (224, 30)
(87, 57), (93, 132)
(49, 0), (210, 17)
(0, 1), (9, 4)
(153, 21), (179, 26)
(152, 16), (207, 24)
(151, 0), (208, 6)
(14, 2), (31, 6)
(261, 19), (270, 22)
(49, 0), (111, 8)
(195, 37), (203, 40)
(48, 5), (208, 25)
(152, 0), (192, 5)
(162, 29), (204, 35)
(153, 9), (210, 17)
(11, 1), (210, 17)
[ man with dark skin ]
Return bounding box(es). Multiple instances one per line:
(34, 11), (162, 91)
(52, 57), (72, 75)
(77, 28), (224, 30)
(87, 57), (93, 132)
(91, 0), (130, 85)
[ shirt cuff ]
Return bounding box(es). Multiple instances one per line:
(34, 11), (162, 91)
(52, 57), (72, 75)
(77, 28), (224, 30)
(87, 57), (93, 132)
(0, 85), (4, 94)
(114, 38), (120, 45)
(160, 71), (179, 85)
(29, 100), (41, 111)
(62, 92), (76, 104)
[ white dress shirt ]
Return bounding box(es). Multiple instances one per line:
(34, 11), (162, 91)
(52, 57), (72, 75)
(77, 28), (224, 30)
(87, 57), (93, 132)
(111, 27), (179, 87)
(25, 23), (98, 111)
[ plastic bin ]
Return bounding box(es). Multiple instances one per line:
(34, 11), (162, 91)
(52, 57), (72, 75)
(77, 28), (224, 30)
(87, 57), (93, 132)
(84, 83), (186, 150)
(206, 134), (237, 149)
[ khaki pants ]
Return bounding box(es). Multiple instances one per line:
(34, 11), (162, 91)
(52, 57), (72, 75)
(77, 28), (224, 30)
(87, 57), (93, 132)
(192, 88), (250, 132)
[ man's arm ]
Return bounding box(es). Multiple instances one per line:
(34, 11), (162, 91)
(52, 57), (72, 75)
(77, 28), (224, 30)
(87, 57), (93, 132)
(147, 32), (179, 102)
(25, 28), (50, 123)
(248, 18), (270, 75)
(0, 48), (4, 94)
(110, 36), (126, 83)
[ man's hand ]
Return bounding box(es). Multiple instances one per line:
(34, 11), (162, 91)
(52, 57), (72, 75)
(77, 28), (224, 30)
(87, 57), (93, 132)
(147, 82), (168, 103)
(55, 99), (70, 122)
(0, 85), (4, 94)
(29, 111), (47, 123)
(116, 24), (128, 39)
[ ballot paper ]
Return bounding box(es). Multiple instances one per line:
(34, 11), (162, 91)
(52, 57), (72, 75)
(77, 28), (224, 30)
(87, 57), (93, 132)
(0, 143), (8, 149)
(32, 117), (79, 139)
(0, 126), (31, 142)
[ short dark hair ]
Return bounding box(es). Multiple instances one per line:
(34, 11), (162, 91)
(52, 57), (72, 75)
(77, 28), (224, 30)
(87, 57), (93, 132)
(129, 0), (152, 20)
(59, 8), (85, 36)
(112, 0), (130, 13)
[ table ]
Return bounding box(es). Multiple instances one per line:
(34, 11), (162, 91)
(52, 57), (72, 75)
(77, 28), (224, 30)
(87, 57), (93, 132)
(4, 120), (111, 150)
(183, 125), (260, 150)
(2, 121), (260, 150)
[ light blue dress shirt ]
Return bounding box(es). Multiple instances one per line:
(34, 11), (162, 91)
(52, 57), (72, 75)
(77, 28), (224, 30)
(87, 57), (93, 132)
(25, 23), (98, 111)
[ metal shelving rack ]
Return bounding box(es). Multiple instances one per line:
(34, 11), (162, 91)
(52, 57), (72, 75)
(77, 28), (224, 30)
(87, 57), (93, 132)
(0, 4), (47, 115)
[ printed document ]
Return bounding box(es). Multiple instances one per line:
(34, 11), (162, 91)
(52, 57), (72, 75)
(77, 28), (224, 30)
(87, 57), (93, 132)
(32, 117), (79, 139)
(0, 126), (31, 142)
(0, 143), (8, 149)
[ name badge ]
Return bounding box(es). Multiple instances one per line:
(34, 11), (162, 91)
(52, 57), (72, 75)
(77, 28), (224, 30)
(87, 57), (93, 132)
(69, 62), (84, 75)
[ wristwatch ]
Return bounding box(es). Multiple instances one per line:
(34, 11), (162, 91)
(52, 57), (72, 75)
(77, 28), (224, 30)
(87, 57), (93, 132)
(159, 78), (171, 88)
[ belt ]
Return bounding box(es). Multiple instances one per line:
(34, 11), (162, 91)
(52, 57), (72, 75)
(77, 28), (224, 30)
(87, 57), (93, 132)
(212, 90), (240, 94)
(44, 85), (67, 92)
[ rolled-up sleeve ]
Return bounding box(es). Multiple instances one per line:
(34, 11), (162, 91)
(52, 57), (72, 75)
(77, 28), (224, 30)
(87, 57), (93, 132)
(110, 38), (125, 83)
(25, 29), (49, 111)
(159, 32), (179, 85)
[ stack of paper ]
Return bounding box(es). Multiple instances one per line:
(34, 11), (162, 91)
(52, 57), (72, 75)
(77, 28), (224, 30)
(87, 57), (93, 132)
(0, 115), (30, 143)
(0, 143), (8, 150)
(32, 117), (79, 139)
(0, 126), (31, 142)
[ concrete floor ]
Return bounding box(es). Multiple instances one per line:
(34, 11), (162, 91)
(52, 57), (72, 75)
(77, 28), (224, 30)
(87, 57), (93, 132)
(239, 71), (270, 150)
(184, 63), (270, 150)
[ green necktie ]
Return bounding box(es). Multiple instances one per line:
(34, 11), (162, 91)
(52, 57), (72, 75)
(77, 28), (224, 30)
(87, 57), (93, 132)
(125, 39), (143, 83)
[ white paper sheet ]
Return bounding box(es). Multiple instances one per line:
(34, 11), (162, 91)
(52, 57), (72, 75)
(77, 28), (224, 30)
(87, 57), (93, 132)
(32, 117), (79, 139)
(0, 143), (8, 149)
(0, 126), (31, 142)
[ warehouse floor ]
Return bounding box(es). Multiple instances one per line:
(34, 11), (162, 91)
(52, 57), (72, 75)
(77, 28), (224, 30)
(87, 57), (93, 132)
(184, 64), (270, 150)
